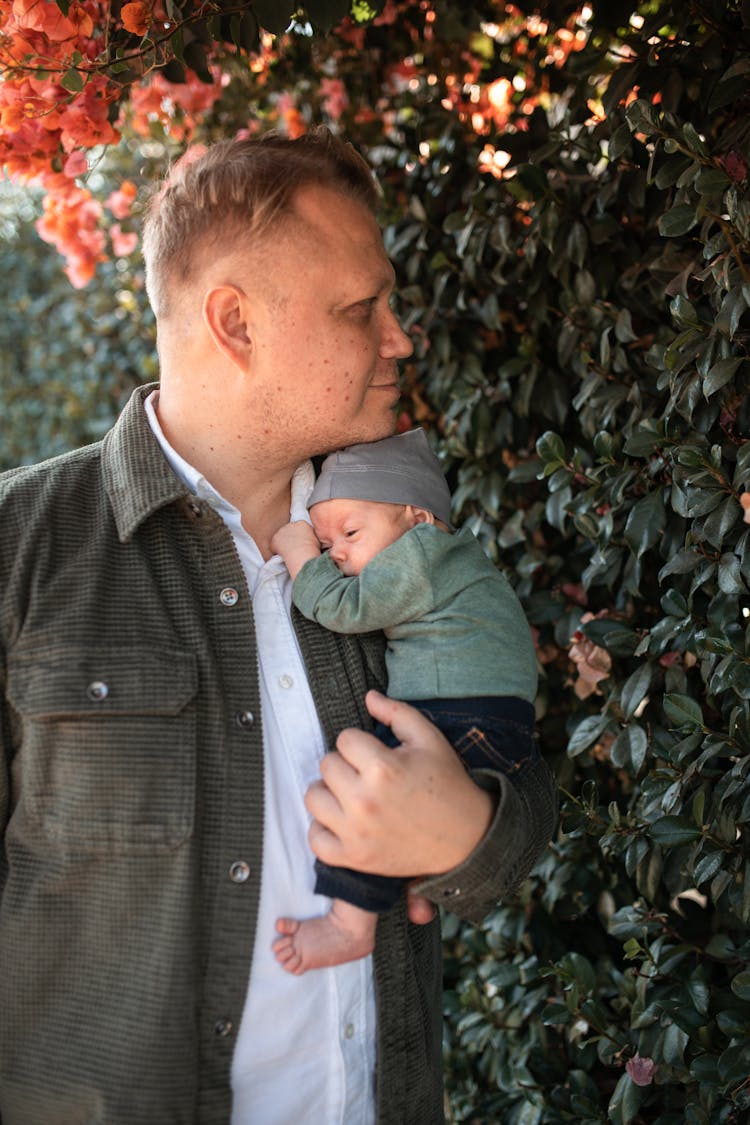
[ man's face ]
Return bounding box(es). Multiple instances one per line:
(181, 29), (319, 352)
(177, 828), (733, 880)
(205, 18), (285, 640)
(310, 498), (416, 577)
(240, 184), (413, 463)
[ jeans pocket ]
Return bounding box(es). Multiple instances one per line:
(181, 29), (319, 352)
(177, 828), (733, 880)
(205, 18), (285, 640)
(452, 718), (537, 776)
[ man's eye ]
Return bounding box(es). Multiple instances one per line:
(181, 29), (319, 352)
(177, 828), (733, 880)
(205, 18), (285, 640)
(351, 299), (376, 317)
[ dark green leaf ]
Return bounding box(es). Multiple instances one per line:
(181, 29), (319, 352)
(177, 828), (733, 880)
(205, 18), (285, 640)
(624, 490), (666, 558)
(611, 724), (648, 772)
(664, 693), (704, 730)
(703, 356), (743, 397)
(623, 424), (664, 456)
(625, 98), (659, 133)
(568, 713), (611, 757)
(608, 1073), (645, 1125)
(536, 430), (566, 464)
(718, 553), (745, 593)
(662, 1021), (689, 1065)
(682, 122), (709, 157)
(60, 69), (85, 93)
(620, 664), (652, 719)
(728, 967), (750, 1003)
(654, 156), (694, 189)
(694, 850), (724, 885)
(608, 123), (632, 161)
(701, 496), (739, 549)
(694, 167), (731, 195)
(649, 816), (701, 845)
(541, 1002), (573, 1025)
(659, 204), (699, 237)
(728, 441), (750, 490)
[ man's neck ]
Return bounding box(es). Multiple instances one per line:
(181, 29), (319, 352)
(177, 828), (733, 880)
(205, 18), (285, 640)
(237, 477), (294, 562)
(153, 390), (297, 561)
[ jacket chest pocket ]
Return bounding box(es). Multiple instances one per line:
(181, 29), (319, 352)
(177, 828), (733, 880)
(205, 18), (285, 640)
(7, 646), (198, 853)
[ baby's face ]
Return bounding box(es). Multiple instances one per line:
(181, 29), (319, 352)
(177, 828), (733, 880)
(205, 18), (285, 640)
(310, 498), (416, 577)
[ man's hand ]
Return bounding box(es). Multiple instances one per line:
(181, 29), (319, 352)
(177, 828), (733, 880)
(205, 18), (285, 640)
(305, 690), (495, 883)
(270, 520), (321, 580)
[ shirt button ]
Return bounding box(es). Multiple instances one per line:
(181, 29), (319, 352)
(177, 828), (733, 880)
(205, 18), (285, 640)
(229, 861), (251, 883)
(344, 1023), (355, 1039)
(220, 587), (240, 607)
(235, 710), (255, 728)
(214, 1018), (233, 1037)
(86, 681), (109, 702)
(278, 674), (294, 689)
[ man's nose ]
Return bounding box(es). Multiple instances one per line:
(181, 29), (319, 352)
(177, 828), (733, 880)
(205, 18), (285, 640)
(380, 307), (413, 360)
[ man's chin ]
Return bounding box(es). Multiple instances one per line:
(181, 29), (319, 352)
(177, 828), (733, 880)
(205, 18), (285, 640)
(314, 416), (398, 459)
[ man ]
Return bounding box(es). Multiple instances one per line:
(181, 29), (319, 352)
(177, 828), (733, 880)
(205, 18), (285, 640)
(0, 130), (557, 1124)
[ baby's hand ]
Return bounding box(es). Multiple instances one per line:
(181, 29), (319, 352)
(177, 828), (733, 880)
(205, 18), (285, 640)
(271, 521), (321, 580)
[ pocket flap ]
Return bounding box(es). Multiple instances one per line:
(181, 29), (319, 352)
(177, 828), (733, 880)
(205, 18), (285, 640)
(7, 646), (197, 718)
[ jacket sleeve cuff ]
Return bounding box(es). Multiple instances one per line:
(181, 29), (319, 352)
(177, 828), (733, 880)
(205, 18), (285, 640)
(411, 755), (558, 925)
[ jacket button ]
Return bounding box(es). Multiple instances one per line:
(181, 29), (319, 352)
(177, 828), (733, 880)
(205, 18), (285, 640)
(214, 1018), (233, 1037)
(235, 710), (254, 728)
(229, 861), (251, 883)
(86, 681), (109, 702)
(220, 587), (239, 607)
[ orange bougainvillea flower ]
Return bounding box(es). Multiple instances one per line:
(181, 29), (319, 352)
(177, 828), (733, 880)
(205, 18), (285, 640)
(36, 186), (106, 288)
(12, 0), (94, 41)
(110, 223), (138, 257)
(120, 1), (152, 36)
(105, 180), (137, 219)
(63, 149), (88, 177)
(740, 493), (750, 523)
(320, 77), (348, 121)
(126, 71), (222, 141)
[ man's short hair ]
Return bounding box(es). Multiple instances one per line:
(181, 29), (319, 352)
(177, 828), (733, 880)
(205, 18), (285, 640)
(142, 128), (378, 319)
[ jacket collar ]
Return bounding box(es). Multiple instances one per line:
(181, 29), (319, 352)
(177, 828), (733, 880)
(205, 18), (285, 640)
(102, 383), (190, 543)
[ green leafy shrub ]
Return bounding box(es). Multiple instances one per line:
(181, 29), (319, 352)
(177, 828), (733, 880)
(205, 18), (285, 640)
(370, 3), (750, 1121)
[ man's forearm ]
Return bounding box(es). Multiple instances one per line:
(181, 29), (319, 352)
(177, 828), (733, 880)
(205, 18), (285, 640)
(412, 754), (558, 925)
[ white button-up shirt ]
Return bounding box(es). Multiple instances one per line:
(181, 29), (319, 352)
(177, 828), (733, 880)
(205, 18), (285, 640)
(145, 393), (376, 1125)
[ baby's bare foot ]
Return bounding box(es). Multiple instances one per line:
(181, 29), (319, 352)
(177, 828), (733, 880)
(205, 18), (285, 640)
(273, 902), (376, 975)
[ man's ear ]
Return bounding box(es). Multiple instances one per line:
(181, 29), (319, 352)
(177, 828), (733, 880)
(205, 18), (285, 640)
(407, 506), (435, 526)
(202, 284), (252, 370)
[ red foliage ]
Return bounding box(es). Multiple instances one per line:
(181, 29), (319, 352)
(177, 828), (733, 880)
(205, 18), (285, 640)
(0, 0), (575, 282)
(0, 1), (119, 272)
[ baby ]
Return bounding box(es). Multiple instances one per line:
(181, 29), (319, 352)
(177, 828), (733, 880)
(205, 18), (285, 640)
(270, 428), (538, 974)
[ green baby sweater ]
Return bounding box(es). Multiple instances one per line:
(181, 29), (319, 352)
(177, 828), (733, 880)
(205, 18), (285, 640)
(293, 524), (538, 702)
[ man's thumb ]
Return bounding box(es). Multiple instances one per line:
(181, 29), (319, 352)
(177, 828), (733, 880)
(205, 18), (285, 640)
(364, 689), (435, 747)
